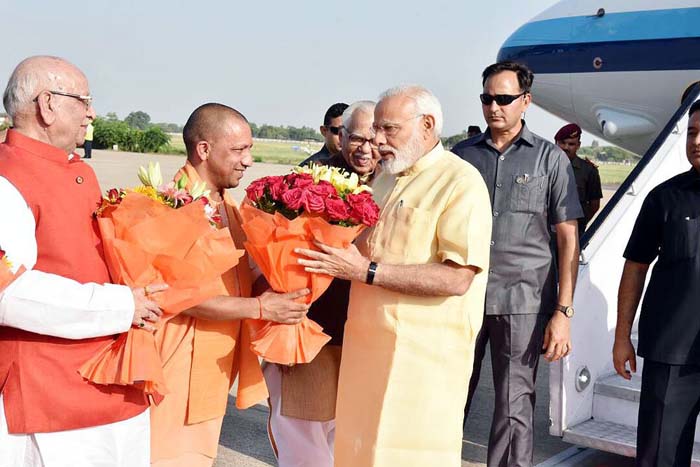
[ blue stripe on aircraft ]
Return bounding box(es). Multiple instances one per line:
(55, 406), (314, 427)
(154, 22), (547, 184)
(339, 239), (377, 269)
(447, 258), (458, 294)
(498, 37), (700, 73)
(502, 8), (700, 48)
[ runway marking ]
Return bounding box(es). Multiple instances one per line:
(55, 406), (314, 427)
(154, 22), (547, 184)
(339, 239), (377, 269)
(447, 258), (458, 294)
(536, 446), (596, 466)
(462, 439), (488, 449)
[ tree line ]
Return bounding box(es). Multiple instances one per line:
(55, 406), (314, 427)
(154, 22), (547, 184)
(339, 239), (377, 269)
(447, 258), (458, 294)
(93, 112), (170, 153)
(93, 110), (324, 154)
(442, 132), (639, 163)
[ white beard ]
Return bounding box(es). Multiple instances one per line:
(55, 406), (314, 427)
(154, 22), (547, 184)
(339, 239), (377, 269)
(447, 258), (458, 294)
(381, 131), (425, 175)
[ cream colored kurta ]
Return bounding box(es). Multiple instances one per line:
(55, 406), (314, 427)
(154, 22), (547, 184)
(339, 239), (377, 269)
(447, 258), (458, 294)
(334, 144), (492, 467)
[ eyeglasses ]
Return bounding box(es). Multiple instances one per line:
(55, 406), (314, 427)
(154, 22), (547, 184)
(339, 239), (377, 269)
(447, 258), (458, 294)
(34, 90), (93, 109)
(479, 92), (527, 106)
(327, 126), (342, 135)
(372, 114), (424, 137)
(346, 132), (378, 149)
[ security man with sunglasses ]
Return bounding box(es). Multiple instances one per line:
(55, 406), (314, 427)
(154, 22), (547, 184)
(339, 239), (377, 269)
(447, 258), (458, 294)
(452, 61), (582, 467)
(303, 102), (348, 165)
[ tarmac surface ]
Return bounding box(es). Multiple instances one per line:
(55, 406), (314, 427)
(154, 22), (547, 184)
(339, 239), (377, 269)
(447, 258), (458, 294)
(85, 149), (632, 467)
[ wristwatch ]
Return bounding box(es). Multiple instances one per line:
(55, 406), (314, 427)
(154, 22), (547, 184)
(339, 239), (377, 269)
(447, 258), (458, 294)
(555, 304), (575, 318)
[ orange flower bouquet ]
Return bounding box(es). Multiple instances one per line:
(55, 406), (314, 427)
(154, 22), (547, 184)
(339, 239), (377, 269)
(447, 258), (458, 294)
(78, 163), (244, 399)
(242, 164), (379, 364)
(0, 249), (25, 292)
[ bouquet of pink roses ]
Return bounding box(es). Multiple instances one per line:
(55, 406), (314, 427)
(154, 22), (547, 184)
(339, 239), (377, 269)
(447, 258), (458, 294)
(241, 164), (379, 364)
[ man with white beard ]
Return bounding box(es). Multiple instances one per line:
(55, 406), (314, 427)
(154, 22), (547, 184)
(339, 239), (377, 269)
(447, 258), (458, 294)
(296, 85), (493, 467)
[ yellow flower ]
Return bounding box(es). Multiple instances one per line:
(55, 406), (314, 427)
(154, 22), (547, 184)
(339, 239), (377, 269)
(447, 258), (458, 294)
(1, 255), (12, 269)
(293, 166), (313, 176)
(293, 164), (372, 195)
(132, 185), (164, 203)
(352, 184), (373, 194)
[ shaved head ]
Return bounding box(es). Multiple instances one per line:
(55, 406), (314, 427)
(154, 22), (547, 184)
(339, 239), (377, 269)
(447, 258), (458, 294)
(183, 103), (249, 160)
(183, 103), (254, 194)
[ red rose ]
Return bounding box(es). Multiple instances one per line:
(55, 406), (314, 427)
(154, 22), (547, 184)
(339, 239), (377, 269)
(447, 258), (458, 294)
(310, 181), (337, 198)
(268, 176), (287, 201)
(281, 187), (305, 210)
(325, 196), (351, 221)
(302, 190), (326, 214)
(347, 192), (380, 226)
(286, 173), (314, 189)
(245, 178), (269, 202)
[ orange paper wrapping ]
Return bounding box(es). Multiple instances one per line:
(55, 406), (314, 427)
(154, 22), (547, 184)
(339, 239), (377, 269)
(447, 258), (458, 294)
(239, 201), (363, 365)
(78, 193), (244, 399)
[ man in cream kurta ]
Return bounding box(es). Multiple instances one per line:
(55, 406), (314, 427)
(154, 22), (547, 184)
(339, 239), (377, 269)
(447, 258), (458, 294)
(297, 85), (492, 467)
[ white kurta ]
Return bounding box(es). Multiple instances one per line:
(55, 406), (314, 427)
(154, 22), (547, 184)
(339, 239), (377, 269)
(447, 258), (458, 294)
(0, 175), (148, 467)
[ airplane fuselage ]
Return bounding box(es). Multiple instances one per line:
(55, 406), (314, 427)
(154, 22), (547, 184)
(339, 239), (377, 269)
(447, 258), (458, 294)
(498, 0), (700, 154)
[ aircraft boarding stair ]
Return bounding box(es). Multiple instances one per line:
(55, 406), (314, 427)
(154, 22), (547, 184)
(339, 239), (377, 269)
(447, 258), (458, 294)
(563, 334), (700, 464)
(549, 85), (700, 463)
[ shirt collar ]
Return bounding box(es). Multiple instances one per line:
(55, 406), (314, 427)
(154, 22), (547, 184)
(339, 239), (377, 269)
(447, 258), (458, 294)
(681, 167), (700, 187)
(4, 129), (79, 164)
(481, 120), (535, 149)
(400, 141), (444, 177)
(570, 156), (584, 169)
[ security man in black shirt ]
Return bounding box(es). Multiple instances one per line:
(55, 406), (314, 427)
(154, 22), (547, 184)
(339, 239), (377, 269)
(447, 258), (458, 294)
(302, 102), (348, 166)
(614, 100), (700, 467)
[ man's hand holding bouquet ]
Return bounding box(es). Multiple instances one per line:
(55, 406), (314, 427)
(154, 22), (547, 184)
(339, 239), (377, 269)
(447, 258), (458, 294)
(241, 164), (379, 365)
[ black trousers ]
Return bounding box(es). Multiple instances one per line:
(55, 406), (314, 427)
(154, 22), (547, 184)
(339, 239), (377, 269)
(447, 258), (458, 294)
(464, 314), (549, 467)
(636, 360), (700, 467)
(84, 140), (92, 158)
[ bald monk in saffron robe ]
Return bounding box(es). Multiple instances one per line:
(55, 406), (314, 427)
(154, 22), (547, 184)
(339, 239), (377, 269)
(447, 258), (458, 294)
(150, 103), (310, 467)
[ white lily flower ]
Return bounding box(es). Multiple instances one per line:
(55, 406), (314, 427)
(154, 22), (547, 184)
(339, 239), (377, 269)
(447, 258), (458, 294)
(190, 181), (211, 199)
(137, 162), (163, 187)
(150, 162), (163, 187)
(137, 166), (150, 186)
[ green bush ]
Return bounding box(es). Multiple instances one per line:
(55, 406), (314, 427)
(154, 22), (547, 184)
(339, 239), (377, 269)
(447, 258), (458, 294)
(93, 117), (169, 153)
(139, 127), (170, 153)
(93, 118), (132, 150)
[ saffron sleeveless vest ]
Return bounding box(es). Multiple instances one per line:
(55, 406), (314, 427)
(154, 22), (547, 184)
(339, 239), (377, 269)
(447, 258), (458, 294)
(0, 130), (148, 433)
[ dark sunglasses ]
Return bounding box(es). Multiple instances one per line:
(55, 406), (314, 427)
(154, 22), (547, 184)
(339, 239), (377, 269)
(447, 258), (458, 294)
(327, 126), (342, 135)
(479, 92), (527, 106)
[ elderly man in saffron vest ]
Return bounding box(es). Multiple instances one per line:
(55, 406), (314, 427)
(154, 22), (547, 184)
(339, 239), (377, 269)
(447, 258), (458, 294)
(0, 56), (166, 466)
(149, 103), (311, 467)
(297, 85), (492, 467)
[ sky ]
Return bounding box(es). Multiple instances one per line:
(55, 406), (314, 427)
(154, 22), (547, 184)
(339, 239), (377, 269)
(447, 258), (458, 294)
(1, 0), (591, 143)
